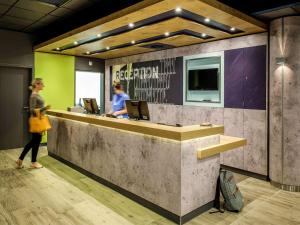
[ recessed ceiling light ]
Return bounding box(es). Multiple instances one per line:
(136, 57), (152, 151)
(86, 51), (90, 55)
(230, 27), (236, 31)
(128, 23), (134, 28)
(164, 32), (170, 37)
(175, 7), (182, 13)
(131, 40), (136, 44)
(204, 18), (210, 23)
(56, 47), (60, 50)
(106, 47), (110, 50)
(74, 41), (78, 45)
(202, 33), (207, 37)
(97, 34), (101, 37)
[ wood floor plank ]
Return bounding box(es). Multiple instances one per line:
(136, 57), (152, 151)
(1, 148), (300, 225)
(0, 203), (15, 225)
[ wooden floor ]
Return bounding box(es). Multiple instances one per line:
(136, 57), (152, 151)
(0, 148), (299, 225)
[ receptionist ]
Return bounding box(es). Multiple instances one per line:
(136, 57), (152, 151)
(110, 80), (129, 119)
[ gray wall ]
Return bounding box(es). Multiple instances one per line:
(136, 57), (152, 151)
(269, 16), (300, 186)
(105, 33), (268, 176)
(0, 29), (33, 68)
(75, 56), (105, 73)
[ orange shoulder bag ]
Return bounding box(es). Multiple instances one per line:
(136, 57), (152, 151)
(29, 109), (52, 133)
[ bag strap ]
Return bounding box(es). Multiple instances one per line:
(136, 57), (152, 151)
(210, 169), (225, 214)
(33, 109), (42, 119)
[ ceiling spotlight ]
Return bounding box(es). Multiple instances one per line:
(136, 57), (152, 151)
(230, 27), (236, 31)
(86, 51), (90, 55)
(74, 41), (78, 45)
(204, 18), (210, 23)
(202, 33), (207, 37)
(106, 46), (110, 50)
(164, 32), (170, 37)
(131, 40), (136, 44)
(128, 23), (134, 28)
(56, 47), (60, 51)
(97, 34), (101, 37)
(175, 7), (182, 13)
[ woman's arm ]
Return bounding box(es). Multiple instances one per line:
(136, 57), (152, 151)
(112, 105), (128, 116)
(29, 95), (38, 116)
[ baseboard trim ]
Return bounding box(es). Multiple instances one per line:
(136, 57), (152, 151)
(181, 201), (214, 224)
(48, 152), (213, 224)
(221, 164), (268, 181)
(271, 180), (300, 192)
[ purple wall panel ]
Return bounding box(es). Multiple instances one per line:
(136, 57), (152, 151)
(224, 48), (245, 108)
(244, 45), (267, 110)
(224, 45), (266, 110)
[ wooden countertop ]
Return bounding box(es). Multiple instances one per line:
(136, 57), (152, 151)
(47, 110), (224, 141)
(197, 135), (247, 160)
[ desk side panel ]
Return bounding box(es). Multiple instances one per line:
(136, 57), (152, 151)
(181, 135), (220, 216)
(47, 116), (181, 215)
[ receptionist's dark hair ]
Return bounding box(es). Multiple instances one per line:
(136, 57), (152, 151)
(113, 80), (122, 90)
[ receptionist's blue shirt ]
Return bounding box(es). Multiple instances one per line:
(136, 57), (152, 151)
(112, 93), (129, 118)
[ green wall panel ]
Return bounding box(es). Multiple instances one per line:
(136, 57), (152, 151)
(34, 52), (75, 110)
(34, 52), (75, 142)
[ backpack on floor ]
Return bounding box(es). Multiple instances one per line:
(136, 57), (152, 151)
(220, 169), (244, 212)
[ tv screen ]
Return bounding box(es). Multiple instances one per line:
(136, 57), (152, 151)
(188, 68), (219, 91)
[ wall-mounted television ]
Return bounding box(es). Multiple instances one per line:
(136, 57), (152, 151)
(188, 68), (219, 91)
(185, 55), (223, 104)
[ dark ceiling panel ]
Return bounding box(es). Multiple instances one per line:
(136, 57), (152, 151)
(23, 19), (51, 32)
(62, 0), (93, 10)
(7, 7), (45, 21)
(36, 0), (69, 7)
(0, 15), (33, 26)
(0, 14), (33, 31)
(0, 4), (10, 14)
(217, 0), (300, 14)
(0, 0), (17, 6)
(0, 21), (25, 30)
(23, 14), (61, 32)
(50, 6), (74, 17)
(254, 3), (300, 20)
(15, 0), (56, 14)
(33, 0), (144, 43)
(34, 14), (60, 25)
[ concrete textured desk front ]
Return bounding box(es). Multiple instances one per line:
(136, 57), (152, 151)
(47, 110), (244, 224)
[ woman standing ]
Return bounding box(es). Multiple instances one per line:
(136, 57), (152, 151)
(16, 78), (50, 169)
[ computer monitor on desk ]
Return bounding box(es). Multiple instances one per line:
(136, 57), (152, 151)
(83, 98), (100, 114)
(125, 100), (150, 121)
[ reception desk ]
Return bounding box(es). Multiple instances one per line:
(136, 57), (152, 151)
(47, 110), (246, 224)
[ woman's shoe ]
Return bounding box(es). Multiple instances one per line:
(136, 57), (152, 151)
(30, 162), (43, 169)
(16, 159), (24, 169)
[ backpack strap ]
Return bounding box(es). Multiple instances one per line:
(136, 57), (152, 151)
(210, 169), (224, 214)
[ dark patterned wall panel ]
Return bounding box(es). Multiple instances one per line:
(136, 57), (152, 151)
(110, 57), (183, 105)
(224, 48), (245, 108)
(244, 45), (267, 110)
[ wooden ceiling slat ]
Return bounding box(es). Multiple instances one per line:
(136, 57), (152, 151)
(35, 0), (167, 50)
(179, 0), (266, 32)
(92, 35), (204, 59)
(35, 0), (267, 59)
(62, 17), (229, 55)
